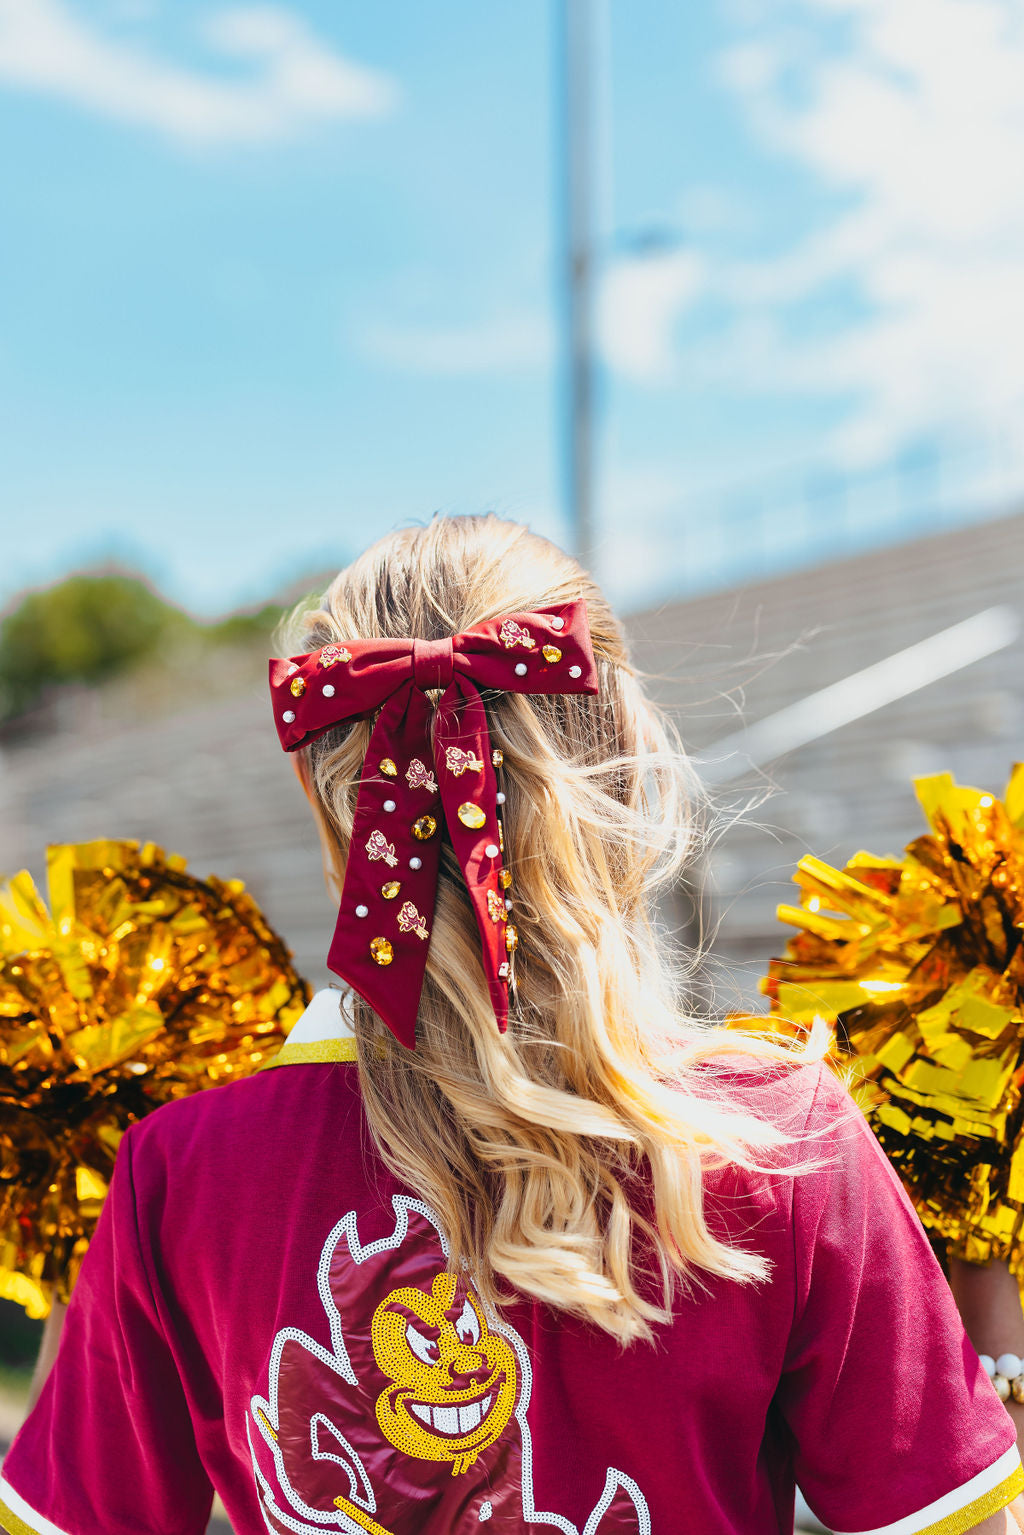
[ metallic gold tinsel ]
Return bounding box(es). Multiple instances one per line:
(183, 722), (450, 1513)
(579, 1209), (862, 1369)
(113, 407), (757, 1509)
(763, 767), (1024, 1273)
(0, 840), (310, 1318)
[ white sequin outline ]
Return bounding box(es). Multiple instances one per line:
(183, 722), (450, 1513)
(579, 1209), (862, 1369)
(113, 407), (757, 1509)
(247, 1421), (367, 1535)
(248, 1194), (651, 1535)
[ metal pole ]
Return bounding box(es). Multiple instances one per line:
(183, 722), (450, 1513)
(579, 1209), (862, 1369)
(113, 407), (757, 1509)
(559, 0), (595, 572)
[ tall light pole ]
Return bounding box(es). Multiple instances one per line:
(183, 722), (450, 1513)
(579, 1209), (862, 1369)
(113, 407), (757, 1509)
(559, 0), (596, 572)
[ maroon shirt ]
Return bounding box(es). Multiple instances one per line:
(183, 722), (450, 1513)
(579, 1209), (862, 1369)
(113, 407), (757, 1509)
(1, 993), (1019, 1535)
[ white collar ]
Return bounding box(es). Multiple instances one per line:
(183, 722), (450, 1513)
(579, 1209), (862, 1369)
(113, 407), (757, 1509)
(286, 987), (356, 1044)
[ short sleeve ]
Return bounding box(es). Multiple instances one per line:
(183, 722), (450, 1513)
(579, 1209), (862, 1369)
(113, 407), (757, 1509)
(777, 1067), (1022, 1535)
(0, 1127), (213, 1535)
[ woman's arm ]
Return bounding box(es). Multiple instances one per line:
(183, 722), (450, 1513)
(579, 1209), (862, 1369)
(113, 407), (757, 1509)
(949, 1256), (1024, 1457)
(27, 1303), (66, 1410)
(971, 1495), (1024, 1531)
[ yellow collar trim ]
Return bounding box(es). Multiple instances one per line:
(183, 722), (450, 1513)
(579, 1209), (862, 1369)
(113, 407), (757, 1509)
(263, 1037), (357, 1070)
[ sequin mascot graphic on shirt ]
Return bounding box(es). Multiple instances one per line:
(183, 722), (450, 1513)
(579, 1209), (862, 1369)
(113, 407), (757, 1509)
(248, 1196), (650, 1534)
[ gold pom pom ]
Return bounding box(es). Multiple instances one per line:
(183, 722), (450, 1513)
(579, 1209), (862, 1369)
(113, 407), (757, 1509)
(0, 840), (309, 1317)
(764, 768), (1024, 1279)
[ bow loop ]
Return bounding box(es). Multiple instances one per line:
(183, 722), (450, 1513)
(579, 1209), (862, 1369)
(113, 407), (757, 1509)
(269, 601), (597, 1047)
(412, 637), (455, 691)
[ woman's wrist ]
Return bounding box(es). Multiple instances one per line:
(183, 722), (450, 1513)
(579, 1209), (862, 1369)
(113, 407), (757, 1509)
(979, 1352), (1024, 1403)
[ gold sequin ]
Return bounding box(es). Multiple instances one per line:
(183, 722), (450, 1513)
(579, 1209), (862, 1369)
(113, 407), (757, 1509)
(370, 937), (394, 966)
(505, 924), (518, 953)
(412, 815), (437, 841)
(382, 881), (401, 900)
(487, 890), (505, 923)
(457, 802), (486, 829)
(379, 758), (398, 778)
(499, 869), (512, 889)
(498, 820), (504, 852)
(289, 676), (306, 697)
(491, 749), (504, 767)
(542, 645), (562, 664)
(368, 1274), (518, 1472)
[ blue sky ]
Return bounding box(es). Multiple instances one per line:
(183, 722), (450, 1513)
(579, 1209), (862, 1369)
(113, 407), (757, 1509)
(3, 0), (1024, 617)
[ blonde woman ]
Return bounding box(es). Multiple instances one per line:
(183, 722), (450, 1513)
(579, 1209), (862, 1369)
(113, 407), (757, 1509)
(2, 516), (1021, 1535)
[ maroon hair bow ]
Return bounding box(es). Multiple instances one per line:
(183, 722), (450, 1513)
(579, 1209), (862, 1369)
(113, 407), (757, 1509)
(269, 602), (598, 1048)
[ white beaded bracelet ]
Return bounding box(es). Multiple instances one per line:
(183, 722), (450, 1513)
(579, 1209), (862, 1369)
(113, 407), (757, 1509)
(980, 1352), (1024, 1403)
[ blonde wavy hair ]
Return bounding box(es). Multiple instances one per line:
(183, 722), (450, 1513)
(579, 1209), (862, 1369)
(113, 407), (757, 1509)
(283, 514), (820, 1344)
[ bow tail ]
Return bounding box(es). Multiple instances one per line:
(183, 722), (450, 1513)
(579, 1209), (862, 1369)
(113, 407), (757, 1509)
(435, 680), (510, 1035)
(327, 682), (441, 1050)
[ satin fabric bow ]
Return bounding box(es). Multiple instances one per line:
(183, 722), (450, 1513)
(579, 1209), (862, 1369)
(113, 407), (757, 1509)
(269, 602), (598, 1048)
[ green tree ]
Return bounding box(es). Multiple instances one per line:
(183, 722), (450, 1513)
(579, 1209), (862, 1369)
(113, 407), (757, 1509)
(206, 603), (282, 647)
(0, 572), (190, 720)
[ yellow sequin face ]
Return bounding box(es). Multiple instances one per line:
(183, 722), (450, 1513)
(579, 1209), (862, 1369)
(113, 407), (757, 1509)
(371, 1272), (517, 1476)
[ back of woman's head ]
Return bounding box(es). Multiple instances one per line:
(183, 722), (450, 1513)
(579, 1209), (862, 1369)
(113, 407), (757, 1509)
(282, 513), (804, 1343)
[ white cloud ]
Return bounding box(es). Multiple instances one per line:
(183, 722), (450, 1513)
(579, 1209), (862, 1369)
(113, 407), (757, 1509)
(361, 311), (553, 377)
(717, 39), (780, 95)
(713, 0), (1024, 465)
(105, 0), (159, 19)
(598, 464), (688, 608)
(0, 0), (396, 145)
(598, 249), (704, 384)
(608, 0), (1024, 472)
(676, 183), (752, 236)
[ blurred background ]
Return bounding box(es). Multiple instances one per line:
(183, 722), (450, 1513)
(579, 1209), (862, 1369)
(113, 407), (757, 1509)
(2, 1), (1023, 1527)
